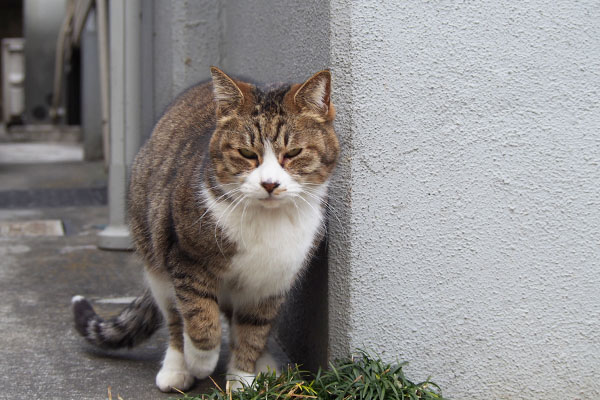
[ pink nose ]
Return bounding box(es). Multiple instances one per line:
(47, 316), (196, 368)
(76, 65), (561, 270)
(261, 181), (280, 193)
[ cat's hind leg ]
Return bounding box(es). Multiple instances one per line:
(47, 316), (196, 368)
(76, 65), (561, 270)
(147, 271), (194, 392)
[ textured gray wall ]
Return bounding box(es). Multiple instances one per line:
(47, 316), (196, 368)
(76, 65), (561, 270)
(151, 0), (221, 123)
(221, 0), (330, 84)
(327, 1), (600, 398)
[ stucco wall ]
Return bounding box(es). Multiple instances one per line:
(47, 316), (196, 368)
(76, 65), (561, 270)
(151, 0), (221, 122)
(220, 0), (330, 84)
(328, 1), (600, 398)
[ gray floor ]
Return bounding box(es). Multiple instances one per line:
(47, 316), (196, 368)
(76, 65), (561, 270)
(0, 142), (285, 399)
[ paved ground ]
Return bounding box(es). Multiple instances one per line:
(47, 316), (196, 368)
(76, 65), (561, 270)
(0, 142), (285, 399)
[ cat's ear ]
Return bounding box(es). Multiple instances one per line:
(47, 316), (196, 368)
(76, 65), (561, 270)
(210, 66), (245, 115)
(294, 70), (334, 121)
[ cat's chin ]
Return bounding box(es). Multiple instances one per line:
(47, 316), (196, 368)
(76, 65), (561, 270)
(257, 197), (285, 209)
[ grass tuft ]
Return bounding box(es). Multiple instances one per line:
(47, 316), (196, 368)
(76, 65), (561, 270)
(178, 350), (446, 399)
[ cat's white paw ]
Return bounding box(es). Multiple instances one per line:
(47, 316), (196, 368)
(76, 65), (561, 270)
(226, 351), (279, 392)
(226, 368), (255, 392)
(156, 366), (194, 392)
(255, 351), (280, 374)
(183, 333), (220, 379)
(156, 347), (194, 392)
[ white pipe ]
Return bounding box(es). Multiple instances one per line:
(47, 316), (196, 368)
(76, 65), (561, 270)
(98, 0), (142, 250)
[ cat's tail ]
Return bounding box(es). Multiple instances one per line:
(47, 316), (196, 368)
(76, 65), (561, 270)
(71, 290), (163, 349)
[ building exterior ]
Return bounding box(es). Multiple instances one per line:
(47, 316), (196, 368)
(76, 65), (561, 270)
(104, 1), (600, 398)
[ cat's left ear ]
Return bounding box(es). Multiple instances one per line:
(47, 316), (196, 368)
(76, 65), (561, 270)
(210, 66), (246, 116)
(294, 70), (334, 121)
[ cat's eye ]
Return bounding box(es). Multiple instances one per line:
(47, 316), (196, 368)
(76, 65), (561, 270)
(285, 148), (302, 158)
(239, 148), (258, 159)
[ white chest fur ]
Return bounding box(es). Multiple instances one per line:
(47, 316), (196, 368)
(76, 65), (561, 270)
(205, 192), (325, 303)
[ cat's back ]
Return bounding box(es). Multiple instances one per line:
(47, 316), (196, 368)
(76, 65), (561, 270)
(131, 80), (215, 194)
(148, 81), (215, 153)
(128, 81), (216, 264)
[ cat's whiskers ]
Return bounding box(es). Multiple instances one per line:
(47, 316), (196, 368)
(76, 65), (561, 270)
(292, 192), (320, 219)
(300, 186), (346, 236)
(195, 186), (243, 228)
(291, 192), (329, 239)
(213, 192), (247, 254)
(290, 197), (302, 223)
(299, 181), (344, 191)
(240, 200), (250, 248)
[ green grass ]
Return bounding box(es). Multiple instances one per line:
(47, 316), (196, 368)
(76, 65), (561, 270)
(178, 351), (446, 400)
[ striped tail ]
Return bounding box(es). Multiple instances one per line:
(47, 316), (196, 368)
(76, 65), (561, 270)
(71, 290), (163, 349)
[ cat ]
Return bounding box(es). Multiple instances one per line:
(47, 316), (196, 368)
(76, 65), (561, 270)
(71, 67), (339, 392)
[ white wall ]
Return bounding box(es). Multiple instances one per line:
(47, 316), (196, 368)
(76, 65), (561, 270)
(328, 1), (600, 398)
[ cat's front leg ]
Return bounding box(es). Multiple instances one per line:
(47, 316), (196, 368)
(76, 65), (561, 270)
(171, 269), (222, 380)
(227, 294), (284, 390)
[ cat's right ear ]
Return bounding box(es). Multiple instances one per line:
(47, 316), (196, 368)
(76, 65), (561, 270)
(210, 67), (245, 116)
(293, 70), (335, 122)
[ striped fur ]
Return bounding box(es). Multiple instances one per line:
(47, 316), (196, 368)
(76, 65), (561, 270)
(72, 68), (339, 393)
(71, 291), (162, 349)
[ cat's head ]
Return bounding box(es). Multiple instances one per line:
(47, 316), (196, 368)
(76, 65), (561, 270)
(207, 67), (339, 209)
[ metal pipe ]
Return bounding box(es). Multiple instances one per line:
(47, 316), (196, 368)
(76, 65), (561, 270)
(98, 0), (142, 250)
(96, 0), (110, 167)
(124, 0), (142, 166)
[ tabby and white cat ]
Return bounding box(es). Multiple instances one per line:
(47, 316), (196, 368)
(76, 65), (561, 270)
(72, 67), (339, 392)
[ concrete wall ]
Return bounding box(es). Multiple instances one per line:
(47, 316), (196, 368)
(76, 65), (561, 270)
(150, 0), (330, 115)
(220, 0), (330, 84)
(151, 0), (221, 126)
(327, 0), (600, 398)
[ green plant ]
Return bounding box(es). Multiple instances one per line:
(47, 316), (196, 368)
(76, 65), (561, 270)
(178, 351), (446, 400)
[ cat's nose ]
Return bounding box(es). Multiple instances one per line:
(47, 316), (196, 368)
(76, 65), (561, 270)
(261, 181), (280, 193)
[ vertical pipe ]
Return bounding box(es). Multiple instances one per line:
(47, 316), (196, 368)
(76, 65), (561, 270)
(124, 0), (142, 166)
(96, 0), (110, 167)
(98, 0), (142, 250)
